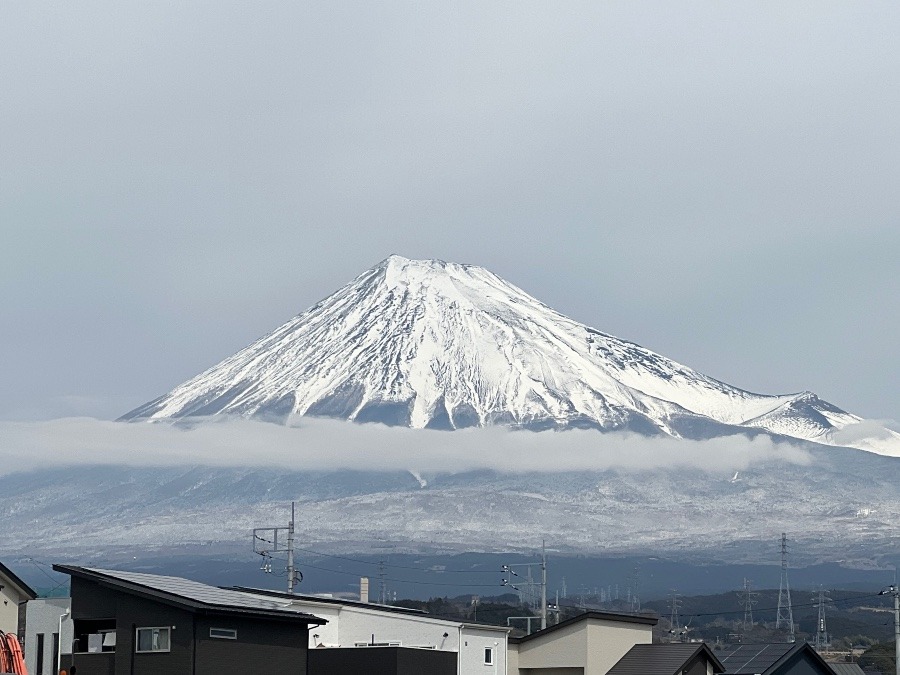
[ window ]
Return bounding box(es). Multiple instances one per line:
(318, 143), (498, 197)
(135, 627), (170, 653)
(35, 634), (44, 674)
(209, 628), (237, 640)
(484, 647), (494, 665)
(353, 641), (402, 647)
(73, 618), (116, 653)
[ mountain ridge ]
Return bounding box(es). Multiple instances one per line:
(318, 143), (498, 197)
(122, 255), (900, 457)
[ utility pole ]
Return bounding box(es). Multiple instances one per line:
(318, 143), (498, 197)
(775, 533), (795, 642)
(541, 541), (548, 630)
(286, 502), (296, 594)
(501, 543), (549, 634)
(878, 584), (899, 675)
(252, 501), (301, 594)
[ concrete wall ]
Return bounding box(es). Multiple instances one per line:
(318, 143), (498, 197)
(24, 598), (73, 675)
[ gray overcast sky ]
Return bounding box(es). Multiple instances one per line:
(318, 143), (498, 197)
(1, 2), (897, 422)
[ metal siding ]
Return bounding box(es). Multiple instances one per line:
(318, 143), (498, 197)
(308, 646), (457, 675)
(194, 614), (308, 675)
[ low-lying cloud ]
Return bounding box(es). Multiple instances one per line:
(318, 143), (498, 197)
(0, 416), (812, 478)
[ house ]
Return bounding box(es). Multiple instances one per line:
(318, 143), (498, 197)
(23, 598), (73, 675)
(714, 642), (837, 675)
(52, 565), (325, 675)
(0, 561), (37, 638)
(507, 610), (659, 675)
(232, 585), (510, 674)
(827, 664), (867, 675)
(607, 642), (726, 675)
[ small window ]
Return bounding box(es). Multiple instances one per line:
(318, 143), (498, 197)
(484, 647), (494, 665)
(209, 628), (237, 640)
(353, 641), (402, 647)
(135, 627), (171, 653)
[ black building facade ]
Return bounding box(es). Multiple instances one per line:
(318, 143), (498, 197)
(54, 566), (324, 675)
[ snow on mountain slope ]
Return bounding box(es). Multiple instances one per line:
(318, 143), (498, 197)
(121, 255), (900, 457)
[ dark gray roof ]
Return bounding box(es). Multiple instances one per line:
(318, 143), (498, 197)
(715, 643), (832, 675)
(510, 610), (658, 644)
(608, 643), (725, 675)
(829, 664), (866, 675)
(53, 565), (325, 624)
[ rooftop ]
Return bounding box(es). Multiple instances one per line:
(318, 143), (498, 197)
(53, 566), (325, 624)
(715, 642), (830, 675)
(0, 560), (37, 600)
(511, 610), (658, 644)
(608, 643), (725, 675)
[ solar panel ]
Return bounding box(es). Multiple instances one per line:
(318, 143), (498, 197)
(87, 568), (301, 614)
(716, 643), (796, 674)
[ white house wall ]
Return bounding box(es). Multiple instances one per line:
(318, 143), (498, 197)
(24, 598), (73, 675)
(0, 582), (27, 635)
(286, 597), (508, 673)
(459, 624), (507, 675)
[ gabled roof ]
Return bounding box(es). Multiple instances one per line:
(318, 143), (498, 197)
(0, 561), (37, 600)
(828, 664), (866, 675)
(608, 643), (726, 675)
(715, 642), (833, 675)
(53, 566), (325, 625)
(510, 610), (658, 644)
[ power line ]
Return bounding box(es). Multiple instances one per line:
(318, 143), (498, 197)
(673, 591), (883, 620)
(299, 562), (502, 588)
(290, 546), (498, 574)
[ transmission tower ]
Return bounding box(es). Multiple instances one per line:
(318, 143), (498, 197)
(378, 560), (387, 604)
(629, 564), (641, 611)
(775, 533), (795, 641)
(814, 587), (831, 652)
(668, 590), (682, 631)
(738, 578), (759, 632)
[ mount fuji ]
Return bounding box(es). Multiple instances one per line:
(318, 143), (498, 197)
(122, 255), (899, 457)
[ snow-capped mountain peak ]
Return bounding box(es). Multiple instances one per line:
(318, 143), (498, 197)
(122, 256), (900, 457)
